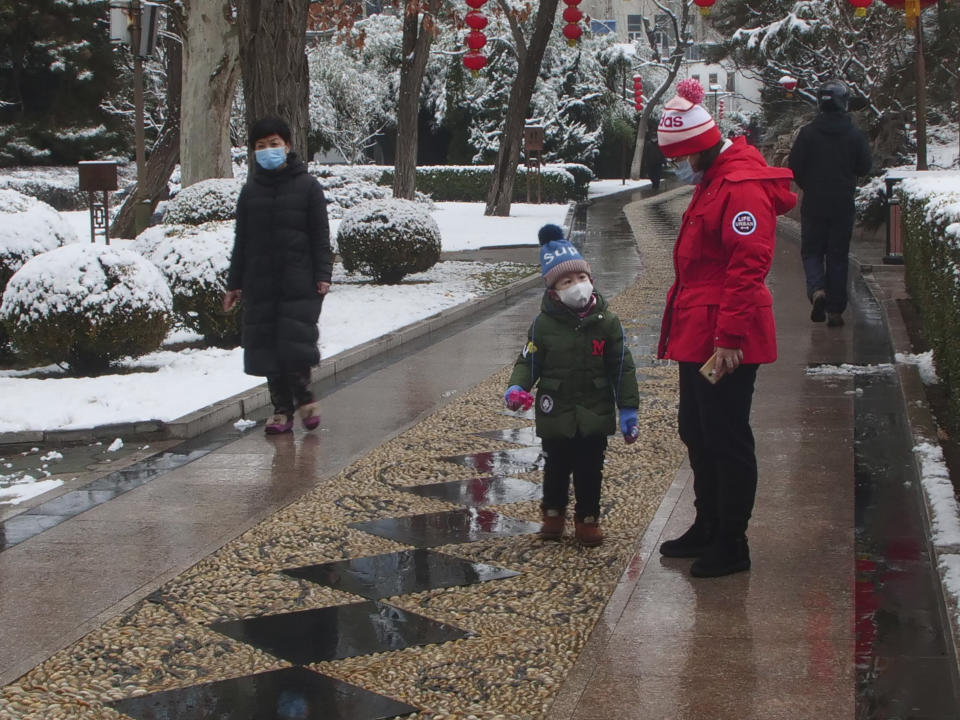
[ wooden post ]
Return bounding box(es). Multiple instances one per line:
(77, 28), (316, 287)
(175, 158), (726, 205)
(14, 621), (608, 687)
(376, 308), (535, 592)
(915, 18), (928, 170)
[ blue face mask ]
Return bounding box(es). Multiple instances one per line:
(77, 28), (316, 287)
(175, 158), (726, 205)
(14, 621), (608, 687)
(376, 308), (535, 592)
(675, 159), (704, 185)
(255, 146), (287, 170)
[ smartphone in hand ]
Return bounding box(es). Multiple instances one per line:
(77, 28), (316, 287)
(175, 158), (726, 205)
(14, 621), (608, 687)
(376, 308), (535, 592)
(699, 351), (719, 384)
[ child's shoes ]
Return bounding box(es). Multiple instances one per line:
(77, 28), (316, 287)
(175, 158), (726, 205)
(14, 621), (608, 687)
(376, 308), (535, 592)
(265, 413), (294, 434)
(575, 516), (604, 547)
(298, 402), (321, 431)
(538, 509), (565, 540)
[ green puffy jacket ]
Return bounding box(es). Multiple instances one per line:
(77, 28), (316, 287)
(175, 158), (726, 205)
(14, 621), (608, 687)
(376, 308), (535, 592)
(508, 292), (639, 439)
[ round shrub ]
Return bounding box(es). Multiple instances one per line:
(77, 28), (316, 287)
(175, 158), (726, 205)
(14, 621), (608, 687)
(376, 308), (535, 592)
(337, 198), (441, 284)
(163, 178), (242, 226)
(0, 188), (75, 356)
(0, 244), (172, 375)
(134, 222), (240, 347)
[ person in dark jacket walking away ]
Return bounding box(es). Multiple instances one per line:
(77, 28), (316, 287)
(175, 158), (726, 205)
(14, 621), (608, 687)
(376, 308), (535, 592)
(504, 224), (640, 547)
(788, 80), (872, 327)
(643, 135), (666, 190)
(655, 79), (797, 577)
(223, 116), (333, 435)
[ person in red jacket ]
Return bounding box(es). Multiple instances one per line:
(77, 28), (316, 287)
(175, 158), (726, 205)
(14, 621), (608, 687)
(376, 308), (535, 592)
(655, 79), (797, 577)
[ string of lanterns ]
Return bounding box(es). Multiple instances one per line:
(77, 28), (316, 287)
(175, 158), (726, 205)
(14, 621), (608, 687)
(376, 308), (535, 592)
(561, 0), (583, 46)
(849, 0), (938, 27)
(462, 0), (488, 76)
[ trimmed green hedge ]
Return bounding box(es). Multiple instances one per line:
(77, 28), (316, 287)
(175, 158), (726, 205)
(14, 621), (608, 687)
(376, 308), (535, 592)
(377, 164), (591, 203)
(901, 186), (960, 426)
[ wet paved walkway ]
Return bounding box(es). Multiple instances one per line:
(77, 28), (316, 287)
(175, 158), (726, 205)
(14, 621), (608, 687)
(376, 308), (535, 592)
(2, 185), (958, 719)
(0, 188), (650, 690)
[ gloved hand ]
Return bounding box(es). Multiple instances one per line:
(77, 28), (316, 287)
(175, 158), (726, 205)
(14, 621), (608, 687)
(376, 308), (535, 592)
(620, 408), (639, 444)
(505, 385), (534, 411)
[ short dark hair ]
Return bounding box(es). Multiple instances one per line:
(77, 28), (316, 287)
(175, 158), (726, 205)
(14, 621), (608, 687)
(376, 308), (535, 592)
(248, 116), (292, 147)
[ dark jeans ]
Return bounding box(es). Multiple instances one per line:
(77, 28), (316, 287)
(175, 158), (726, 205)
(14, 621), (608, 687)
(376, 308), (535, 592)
(540, 434), (608, 521)
(678, 362), (759, 539)
(266, 369), (314, 415)
(800, 211), (855, 313)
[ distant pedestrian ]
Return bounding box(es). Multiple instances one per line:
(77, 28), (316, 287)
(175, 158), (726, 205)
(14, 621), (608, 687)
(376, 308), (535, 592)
(643, 135), (666, 190)
(504, 224), (640, 547)
(788, 80), (872, 327)
(655, 79), (797, 577)
(223, 116), (333, 435)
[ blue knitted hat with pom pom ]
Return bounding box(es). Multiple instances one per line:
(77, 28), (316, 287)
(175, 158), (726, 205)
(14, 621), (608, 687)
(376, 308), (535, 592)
(538, 224), (591, 288)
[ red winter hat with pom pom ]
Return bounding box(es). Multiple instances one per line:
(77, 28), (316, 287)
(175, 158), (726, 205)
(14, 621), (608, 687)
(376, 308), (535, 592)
(657, 78), (722, 158)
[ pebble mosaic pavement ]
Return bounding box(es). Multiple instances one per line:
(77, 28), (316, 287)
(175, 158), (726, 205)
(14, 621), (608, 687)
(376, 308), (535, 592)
(0, 194), (688, 719)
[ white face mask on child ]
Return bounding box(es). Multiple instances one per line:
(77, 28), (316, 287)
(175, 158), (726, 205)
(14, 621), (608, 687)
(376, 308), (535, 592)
(557, 280), (594, 309)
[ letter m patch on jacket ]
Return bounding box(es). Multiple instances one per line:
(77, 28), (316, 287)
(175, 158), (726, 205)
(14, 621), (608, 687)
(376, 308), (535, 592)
(592, 339), (606, 356)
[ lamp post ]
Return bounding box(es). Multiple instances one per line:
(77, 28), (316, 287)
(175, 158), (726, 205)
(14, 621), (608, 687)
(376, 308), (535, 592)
(130, 0), (150, 233)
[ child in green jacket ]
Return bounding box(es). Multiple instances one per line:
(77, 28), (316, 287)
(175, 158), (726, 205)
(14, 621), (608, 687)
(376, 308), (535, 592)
(505, 224), (640, 546)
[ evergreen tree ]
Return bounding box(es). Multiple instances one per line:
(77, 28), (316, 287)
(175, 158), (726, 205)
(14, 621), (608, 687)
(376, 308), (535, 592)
(0, 0), (123, 165)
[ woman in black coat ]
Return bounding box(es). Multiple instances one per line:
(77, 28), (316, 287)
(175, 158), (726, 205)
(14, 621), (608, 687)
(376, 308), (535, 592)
(223, 116), (333, 434)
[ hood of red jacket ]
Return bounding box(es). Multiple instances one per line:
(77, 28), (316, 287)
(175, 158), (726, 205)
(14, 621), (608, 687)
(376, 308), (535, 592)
(703, 137), (797, 216)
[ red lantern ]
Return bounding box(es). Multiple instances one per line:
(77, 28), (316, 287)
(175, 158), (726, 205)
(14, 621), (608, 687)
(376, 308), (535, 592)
(465, 0), (487, 8)
(563, 0), (582, 5)
(718, 98), (725, 120)
(465, 11), (488, 29)
(562, 23), (583, 45)
(848, 0), (872, 16)
(562, 6), (583, 23)
(463, 50), (487, 75)
(779, 75), (798, 97)
(466, 30), (487, 51)
(633, 75), (643, 112)
(693, 0), (716, 16)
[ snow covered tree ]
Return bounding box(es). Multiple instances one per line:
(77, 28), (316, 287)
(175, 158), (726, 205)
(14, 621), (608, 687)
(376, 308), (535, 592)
(180, 0), (240, 187)
(308, 31), (400, 164)
(237, 0), (312, 162)
(0, 0), (123, 165)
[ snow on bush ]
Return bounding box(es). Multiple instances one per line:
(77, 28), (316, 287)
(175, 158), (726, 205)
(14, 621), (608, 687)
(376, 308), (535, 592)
(0, 188), (77, 355)
(134, 222), (240, 347)
(855, 174), (888, 230)
(164, 178), (242, 226)
(317, 173), (393, 219)
(0, 244), (172, 374)
(337, 198), (441, 284)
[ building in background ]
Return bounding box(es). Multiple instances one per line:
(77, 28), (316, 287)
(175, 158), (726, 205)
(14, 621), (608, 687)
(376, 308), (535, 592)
(581, 0), (762, 122)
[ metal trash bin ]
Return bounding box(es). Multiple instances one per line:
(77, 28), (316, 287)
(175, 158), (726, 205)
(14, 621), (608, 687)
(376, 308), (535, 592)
(883, 177), (904, 265)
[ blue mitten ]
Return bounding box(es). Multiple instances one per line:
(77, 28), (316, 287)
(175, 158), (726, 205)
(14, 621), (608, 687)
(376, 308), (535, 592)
(620, 408), (639, 444)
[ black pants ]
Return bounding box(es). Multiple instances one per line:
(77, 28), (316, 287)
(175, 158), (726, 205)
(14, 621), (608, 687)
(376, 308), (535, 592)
(800, 210), (855, 313)
(678, 362), (759, 539)
(541, 434), (608, 520)
(266, 369), (314, 415)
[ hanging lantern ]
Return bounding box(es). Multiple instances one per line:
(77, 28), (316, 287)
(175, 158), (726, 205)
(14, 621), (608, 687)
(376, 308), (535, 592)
(633, 75), (643, 112)
(879, 0), (936, 28)
(463, 50), (487, 75)
(462, 0), (488, 76)
(693, 0), (716, 16)
(718, 98), (725, 120)
(466, 30), (487, 51)
(465, 11), (488, 29)
(848, 0), (872, 17)
(561, 0), (583, 46)
(779, 75), (798, 98)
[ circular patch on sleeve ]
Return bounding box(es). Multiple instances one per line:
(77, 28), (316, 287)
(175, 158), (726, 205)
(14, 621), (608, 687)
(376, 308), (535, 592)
(539, 394), (554, 414)
(731, 211), (757, 236)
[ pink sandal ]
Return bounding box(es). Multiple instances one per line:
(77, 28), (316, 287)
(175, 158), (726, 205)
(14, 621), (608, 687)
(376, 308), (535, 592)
(298, 402), (321, 431)
(265, 413), (294, 434)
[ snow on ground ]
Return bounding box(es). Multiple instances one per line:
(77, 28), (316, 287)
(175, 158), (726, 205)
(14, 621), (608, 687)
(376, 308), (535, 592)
(0, 476), (66, 505)
(587, 178), (651, 198)
(915, 441), (960, 548)
(805, 362), (895, 377)
(896, 350), (940, 385)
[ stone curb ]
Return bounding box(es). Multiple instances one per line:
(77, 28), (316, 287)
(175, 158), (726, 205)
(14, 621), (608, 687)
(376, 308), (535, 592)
(0, 203), (579, 449)
(859, 260), (960, 675)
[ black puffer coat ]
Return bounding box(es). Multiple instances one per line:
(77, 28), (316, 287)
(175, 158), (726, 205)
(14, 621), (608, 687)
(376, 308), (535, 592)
(227, 154), (333, 376)
(788, 112), (872, 220)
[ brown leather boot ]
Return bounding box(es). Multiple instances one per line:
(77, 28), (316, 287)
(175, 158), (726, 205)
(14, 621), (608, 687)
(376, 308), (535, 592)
(539, 509), (565, 540)
(575, 516), (604, 547)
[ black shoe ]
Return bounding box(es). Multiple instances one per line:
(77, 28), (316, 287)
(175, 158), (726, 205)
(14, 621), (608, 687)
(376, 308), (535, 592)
(659, 521), (714, 558)
(826, 312), (844, 328)
(810, 290), (826, 323)
(690, 536), (751, 578)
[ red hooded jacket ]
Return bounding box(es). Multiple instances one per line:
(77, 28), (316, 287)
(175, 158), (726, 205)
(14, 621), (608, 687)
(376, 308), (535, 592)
(657, 137), (796, 364)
